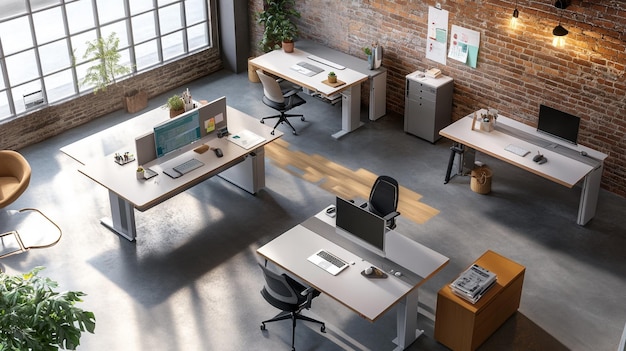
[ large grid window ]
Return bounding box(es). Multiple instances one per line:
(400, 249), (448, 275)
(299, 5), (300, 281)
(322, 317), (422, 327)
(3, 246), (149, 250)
(0, 0), (212, 121)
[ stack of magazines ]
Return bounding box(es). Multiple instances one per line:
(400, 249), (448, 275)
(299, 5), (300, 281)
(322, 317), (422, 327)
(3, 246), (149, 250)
(450, 264), (497, 304)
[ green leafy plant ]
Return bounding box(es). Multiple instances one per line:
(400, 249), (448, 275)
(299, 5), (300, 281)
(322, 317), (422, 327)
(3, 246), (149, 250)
(256, 0), (301, 52)
(363, 47), (372, 56)
(328, 71), (336, 77)
(166, 95), (185, 111)
(79, 32), (132, 94)
(0, 267), (96, 350)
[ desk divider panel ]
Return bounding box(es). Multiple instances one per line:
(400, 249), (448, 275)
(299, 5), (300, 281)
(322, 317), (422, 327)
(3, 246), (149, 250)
(134, 96), (228, 165)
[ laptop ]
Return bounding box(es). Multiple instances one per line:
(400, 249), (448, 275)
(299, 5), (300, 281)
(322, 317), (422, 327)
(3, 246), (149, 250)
(307, 249), (349, 275)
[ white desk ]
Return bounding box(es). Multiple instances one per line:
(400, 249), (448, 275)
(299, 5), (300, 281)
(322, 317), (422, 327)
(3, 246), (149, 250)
(257, 207), (449, 350)
(250, 47), (369, 139)
(79, 106), (282, 241)
(439, 110), (607, 225)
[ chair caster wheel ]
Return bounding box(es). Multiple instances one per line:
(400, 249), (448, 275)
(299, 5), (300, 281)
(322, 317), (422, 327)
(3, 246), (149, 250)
(260, 323), (266, 330)
(321, 325), (326, 333)
(300, 117), (305, 121)
(292, 131), (297, 135)
(260, 120), (265, 124)
(270, 130), (275, 135)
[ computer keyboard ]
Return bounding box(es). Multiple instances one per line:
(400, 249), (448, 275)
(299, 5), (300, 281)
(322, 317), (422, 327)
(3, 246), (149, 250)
(307, 55), (346, 70)
(316, 250), (347, 268)
(505, 144), (530, 157)
(173, 158), (204, 175)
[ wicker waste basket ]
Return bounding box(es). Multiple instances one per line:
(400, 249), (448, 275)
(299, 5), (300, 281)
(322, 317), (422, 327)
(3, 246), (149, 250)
(470, 166), (492, 194)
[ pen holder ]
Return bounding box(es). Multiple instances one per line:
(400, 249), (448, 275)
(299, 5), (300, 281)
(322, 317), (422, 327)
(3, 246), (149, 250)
(136, 168), (145, 180)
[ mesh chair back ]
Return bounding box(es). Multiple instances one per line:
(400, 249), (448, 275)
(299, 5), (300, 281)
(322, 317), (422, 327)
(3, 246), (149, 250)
(259, 264), (299, 305)
(369, 175), (399, 218)
(256, 70), (285, 104)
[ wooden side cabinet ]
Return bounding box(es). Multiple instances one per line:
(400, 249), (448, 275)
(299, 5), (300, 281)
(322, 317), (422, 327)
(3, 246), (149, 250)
(434, 250), (525, 351)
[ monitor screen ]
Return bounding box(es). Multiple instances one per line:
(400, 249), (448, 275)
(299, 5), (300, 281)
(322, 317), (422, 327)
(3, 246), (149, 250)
(537, 104), (580, 145)
(335, 196), (386, 255)
(154, 110), (201, 158)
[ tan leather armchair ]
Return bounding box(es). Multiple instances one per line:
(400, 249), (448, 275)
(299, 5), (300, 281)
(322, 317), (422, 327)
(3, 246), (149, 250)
(0, 150), (31, 208)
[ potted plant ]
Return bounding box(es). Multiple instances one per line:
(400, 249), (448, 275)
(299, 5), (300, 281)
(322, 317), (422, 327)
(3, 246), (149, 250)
(257, 0), (301, 53)
(78, 32), (147, 113)
(136, 166), (145, 180)
(363, 46), (374, 70)
(328, 71), (337, 84)
(0, 267), (96, 350)
(166, 94), (185, 118)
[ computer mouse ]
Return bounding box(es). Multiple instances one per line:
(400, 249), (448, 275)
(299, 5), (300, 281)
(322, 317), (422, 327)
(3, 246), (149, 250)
(326, 206), (336, 214)
(580, 151), (588, 156)
(394, 271), (402, 277)
(213, 148), (223, 158)
(533, 153), (543, 162)
(364, 267), (373, 275)
(538, 157), (547, 164)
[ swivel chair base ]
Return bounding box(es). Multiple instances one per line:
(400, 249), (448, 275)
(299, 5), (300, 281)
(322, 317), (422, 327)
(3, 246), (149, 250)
(261, 113), (305, 135)
(260, 310), (326, 351)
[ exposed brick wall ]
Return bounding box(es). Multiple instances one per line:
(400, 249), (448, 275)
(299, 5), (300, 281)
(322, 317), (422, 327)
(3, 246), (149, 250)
(0, 48), (222, 151)
(248, 0), (626, 198)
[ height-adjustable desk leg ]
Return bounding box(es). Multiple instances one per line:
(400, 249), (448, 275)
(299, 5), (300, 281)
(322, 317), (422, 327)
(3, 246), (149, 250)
(100, 190), (137, 241)
(392, 288), (423, 350)
(577, 163), (603, 225)
(444, 144), (465, 184)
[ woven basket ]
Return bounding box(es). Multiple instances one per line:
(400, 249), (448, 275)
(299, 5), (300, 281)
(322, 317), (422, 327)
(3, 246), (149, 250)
(470, 166), (492, 194)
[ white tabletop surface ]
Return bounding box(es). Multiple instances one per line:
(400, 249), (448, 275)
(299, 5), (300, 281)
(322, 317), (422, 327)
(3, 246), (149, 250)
(440, 110), (606, 188)
(257, 208), (449, 322)
(250, 48), (368, 97)
(78, 106), (281, 211)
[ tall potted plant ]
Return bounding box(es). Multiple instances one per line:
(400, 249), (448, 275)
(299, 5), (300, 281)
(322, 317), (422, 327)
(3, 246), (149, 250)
(256, 0), (301, 53)
(79, 32), (148, 113)
(0, 267), (96, 350)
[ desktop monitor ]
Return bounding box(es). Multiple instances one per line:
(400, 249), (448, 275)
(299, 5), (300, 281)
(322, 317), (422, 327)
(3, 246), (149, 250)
(153, 109), (201, 158)
(537, 104), (580, 145)
(335, 196), (386, 256)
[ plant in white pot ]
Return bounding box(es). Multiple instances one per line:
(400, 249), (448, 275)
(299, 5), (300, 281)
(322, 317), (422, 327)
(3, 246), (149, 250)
(0, 266), (96, 350)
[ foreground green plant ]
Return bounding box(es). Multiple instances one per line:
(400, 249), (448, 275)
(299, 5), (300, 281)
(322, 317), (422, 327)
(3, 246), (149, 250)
(0, 267), (95, 350)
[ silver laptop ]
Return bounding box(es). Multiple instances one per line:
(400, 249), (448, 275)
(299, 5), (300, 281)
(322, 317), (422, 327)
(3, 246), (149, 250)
(307, 249), (349, 275)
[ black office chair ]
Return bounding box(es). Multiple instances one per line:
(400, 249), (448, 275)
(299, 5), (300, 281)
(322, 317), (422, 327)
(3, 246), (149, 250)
(258, 263), (325, 351)
(256, 69), (306, 135)
(368, 175), (401, 229)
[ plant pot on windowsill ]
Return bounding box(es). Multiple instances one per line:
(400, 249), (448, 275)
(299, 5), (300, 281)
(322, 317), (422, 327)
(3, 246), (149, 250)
(124, 89), (148, 113)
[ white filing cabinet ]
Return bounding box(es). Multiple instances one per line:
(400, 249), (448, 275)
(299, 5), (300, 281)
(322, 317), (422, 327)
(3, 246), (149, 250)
(404, 71), (453, 143)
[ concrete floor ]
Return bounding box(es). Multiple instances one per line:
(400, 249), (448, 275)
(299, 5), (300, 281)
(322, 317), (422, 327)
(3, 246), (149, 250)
(2, 70), (626, 351)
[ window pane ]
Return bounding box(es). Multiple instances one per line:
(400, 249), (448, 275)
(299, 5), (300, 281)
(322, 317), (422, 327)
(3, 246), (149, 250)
(132, 11), (156, 43)
(162, 31), (184, 61)
(117, 48), (132, 79)
(187, 23), (208, 51)
(101, 21), (129, 48)
(45, 69), (75, 102)
(0, 17), (33, 54)
(33, 7), (65, 44)
(31, 0), (60, 12)
(186, 0), (206, 25)
(71, 30), (98, 65)
(75, 62), (94, 92)
(159, 4), (182, 35)
(0, 91), (9, 119)
(158, 0), (178, 6)
(135, 40), (159, 70)
(0, 63), (4, 89)
(97, 0), (125, 25)
(40, 39), (70, 74)
(130, 0), (154, 15)
(6, 50), (38, 86)
(66, 0), (95, 34)
(13, 80), (42, 114)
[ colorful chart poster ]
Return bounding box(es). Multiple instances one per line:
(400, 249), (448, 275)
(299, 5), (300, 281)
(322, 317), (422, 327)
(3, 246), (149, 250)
(448, 25), (480, 68)
(426, 6), (449, 65)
